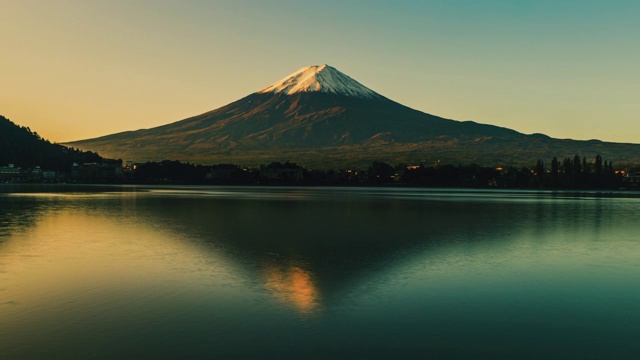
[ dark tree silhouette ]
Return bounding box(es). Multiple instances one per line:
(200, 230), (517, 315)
(0, 115), (104, 170)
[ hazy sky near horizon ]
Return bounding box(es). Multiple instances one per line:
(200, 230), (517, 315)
(1, 0), (639, 143)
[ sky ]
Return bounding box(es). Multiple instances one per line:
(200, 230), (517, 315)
(1, 0), (639, 143)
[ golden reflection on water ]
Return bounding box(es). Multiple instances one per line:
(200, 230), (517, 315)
(262, 264), (321, 315)
(0, 203), (240, 323)
(0, 193), (324, 330)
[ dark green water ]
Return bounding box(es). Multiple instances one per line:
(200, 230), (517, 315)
(1, 186), (639, 359)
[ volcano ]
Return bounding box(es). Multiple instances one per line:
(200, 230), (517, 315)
(67, 65), (640, 167)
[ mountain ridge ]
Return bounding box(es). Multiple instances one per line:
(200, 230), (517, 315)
(66, 65), (640, 168)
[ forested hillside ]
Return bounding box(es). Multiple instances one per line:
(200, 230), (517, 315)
(1, 115), (104, 170)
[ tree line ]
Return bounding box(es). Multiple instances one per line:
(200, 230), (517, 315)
(128, 155), (625, 189)
(531, 155), (619, 189)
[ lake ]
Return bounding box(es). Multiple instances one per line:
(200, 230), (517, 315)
(1, 185), (640, 359)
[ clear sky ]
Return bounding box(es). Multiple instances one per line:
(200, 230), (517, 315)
(1, 0), (639, 143)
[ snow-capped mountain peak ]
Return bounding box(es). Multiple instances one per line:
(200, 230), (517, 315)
(258, 64), (382, 99)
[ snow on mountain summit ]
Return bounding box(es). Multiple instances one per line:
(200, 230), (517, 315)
(258, 65), (382, 99)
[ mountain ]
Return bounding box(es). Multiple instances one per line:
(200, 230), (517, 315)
(0, 115), (103, 170)
(67, 65), (640, 168)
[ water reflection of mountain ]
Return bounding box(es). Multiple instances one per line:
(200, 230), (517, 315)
(0, 187), (620, 315)
(127, 188), (617, 313)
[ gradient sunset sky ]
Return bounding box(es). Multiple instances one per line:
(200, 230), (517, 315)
(2, 0), (639, 143)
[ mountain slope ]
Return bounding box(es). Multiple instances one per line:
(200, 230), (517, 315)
(67, 65), (640, 167)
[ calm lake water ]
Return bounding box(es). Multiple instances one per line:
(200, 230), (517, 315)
(1, 185), (640, 359)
